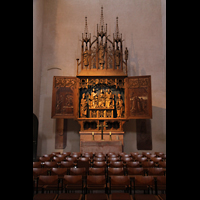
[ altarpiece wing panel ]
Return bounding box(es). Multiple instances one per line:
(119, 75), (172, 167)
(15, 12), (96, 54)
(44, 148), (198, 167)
(125, 75), (152, 119)
(51, 76), (79, 119)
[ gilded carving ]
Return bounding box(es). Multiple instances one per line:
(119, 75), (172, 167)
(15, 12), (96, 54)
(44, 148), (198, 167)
(55, 77), (76, 88)
(80, 93), (88, 118)
(116, 93), (124, 118)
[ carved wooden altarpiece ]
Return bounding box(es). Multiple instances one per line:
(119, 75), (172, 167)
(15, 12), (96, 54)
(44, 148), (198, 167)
(51, 7), (152, 151)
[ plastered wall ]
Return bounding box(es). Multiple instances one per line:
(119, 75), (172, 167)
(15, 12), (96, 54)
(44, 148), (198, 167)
(33, 0), (166, 156)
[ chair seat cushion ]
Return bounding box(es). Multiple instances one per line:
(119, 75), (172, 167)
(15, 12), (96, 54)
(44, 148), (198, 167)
(111, 193), (132, 200)
(33, 193), (58, 200)
(86, 193), (109, 200)
(58, 193), (82, 200)
(134, 194), (160, 200)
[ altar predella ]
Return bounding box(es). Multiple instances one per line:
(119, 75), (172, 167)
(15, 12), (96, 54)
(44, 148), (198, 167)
(51, 7), (152, 151)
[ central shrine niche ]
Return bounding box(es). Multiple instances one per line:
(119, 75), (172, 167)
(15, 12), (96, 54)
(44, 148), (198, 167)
(79, 84), (125, 119)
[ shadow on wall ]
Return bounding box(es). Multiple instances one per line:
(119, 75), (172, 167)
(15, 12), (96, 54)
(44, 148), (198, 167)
(64, 119), (80, 152)
(123, 106), (166, 153)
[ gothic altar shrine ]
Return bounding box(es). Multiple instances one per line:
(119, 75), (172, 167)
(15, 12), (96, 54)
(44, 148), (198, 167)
(51, 7), (152, 152)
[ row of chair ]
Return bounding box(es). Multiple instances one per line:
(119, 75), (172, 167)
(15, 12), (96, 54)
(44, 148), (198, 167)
(33, 167), (166, 178)
(33, 174), (166, 200)
(34, 160), (166, 169)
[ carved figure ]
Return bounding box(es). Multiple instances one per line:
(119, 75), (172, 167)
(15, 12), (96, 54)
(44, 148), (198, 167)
(83, 46), (89, 67)
(116, 93), (124, 118)
(89, 88), (98, 108)
(105, 89), (114, 108)
(98, 89), (105, 107)
(80, 93), (87, 117)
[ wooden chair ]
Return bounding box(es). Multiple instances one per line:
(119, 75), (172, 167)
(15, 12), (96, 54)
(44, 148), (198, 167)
(33, 193), (58, 200)
(107, 157), (120, 163)
(62, 175), (84, 193)
(88, 167), (106, 175)
(69, 167), (87, 176)
(39, 156), (51, 162)
(33, 162), (42, 168)
(57, 193), (82, 200)
(60, 161), (74, 169)
(121, 157), (133, 163)
(86, 175), (107, 193)
(33, 168), (48, 179)
(147, 168), (165, 176)
(93, 156), (106, 161)
(155, 176), (166, 194)
(132, 176), (160, 200)
(109, 175), (132, 200)
(158, 161), (166, 168)
(77, 160), (90, 173)
(33, 168), (49, 194)
(85, 193), (109, 200)
(127, 167), (145, 176)
(108, 167), (124, 176)
(43, 161), (58, 168)
(36, 175), (59, 194)
(126, 161), (140, 168)
(132, 176), (155, 194)
(141, 161), (154, 169)
(93, 161), (107, 168)
(52, 156), (65, 163)
(150, 157), (162, 167)
(109, 161), (124, 168)
(62, 152), (71, 157)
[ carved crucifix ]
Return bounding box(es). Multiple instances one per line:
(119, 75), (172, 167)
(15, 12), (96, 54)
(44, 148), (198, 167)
(97, 121), (108, 140)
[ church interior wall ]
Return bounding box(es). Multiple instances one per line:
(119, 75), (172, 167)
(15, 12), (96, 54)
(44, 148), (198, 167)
(33, 0), (166, 156)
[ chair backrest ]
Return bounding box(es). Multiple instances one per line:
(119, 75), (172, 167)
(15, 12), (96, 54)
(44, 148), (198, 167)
(121, 157), (133, 163)
(107, 157), (120, 163)
(66, 157), (77, 162)
(126, 161), (140, 168)
(38, 175), (58, 186)
(134, 176), (154, 186)
(137, 157), (147, 162)
(39, 156), (51, 162)
(69, 167), (86, 176)
(158, 161), (166, 168)
(127, 167), (144, 176)
(62, 152), (71, 157)
(79, 157), (90, 161)
(33, 168), (48, 178)
(109, 161), (124, 168)
(52, 157), (64, 163)
(156, 176), (166, 185)
(110, 175), (130, 186)
(43, 161), (58, 168)
(141, 161), (154, 168)
(87, 175), (106, 185)
(93, 156), (106, 161)
(77, 160), (90, 172)
(147, 168), (165, 176)
(108, 167), (124, 176)
(60, 161), (74, 168)
(150, 157), (162, 162)
(93, 161), (107, 168)
(63, 175), (83, 185)
(33, 162), (42, 168)
(51, 168), (67, 176)
(88, 167), (106, 175)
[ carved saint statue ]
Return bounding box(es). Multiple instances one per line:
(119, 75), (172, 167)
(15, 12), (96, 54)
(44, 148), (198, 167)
(80, 93), (87, 118)
(115, 46), (120, 68)
(89, 88), (98, 108)
(116, 93), (124, 118)
(83, 46), (89, 67)
(98, 89), (105, 107)
(105, 89), (114, 108)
